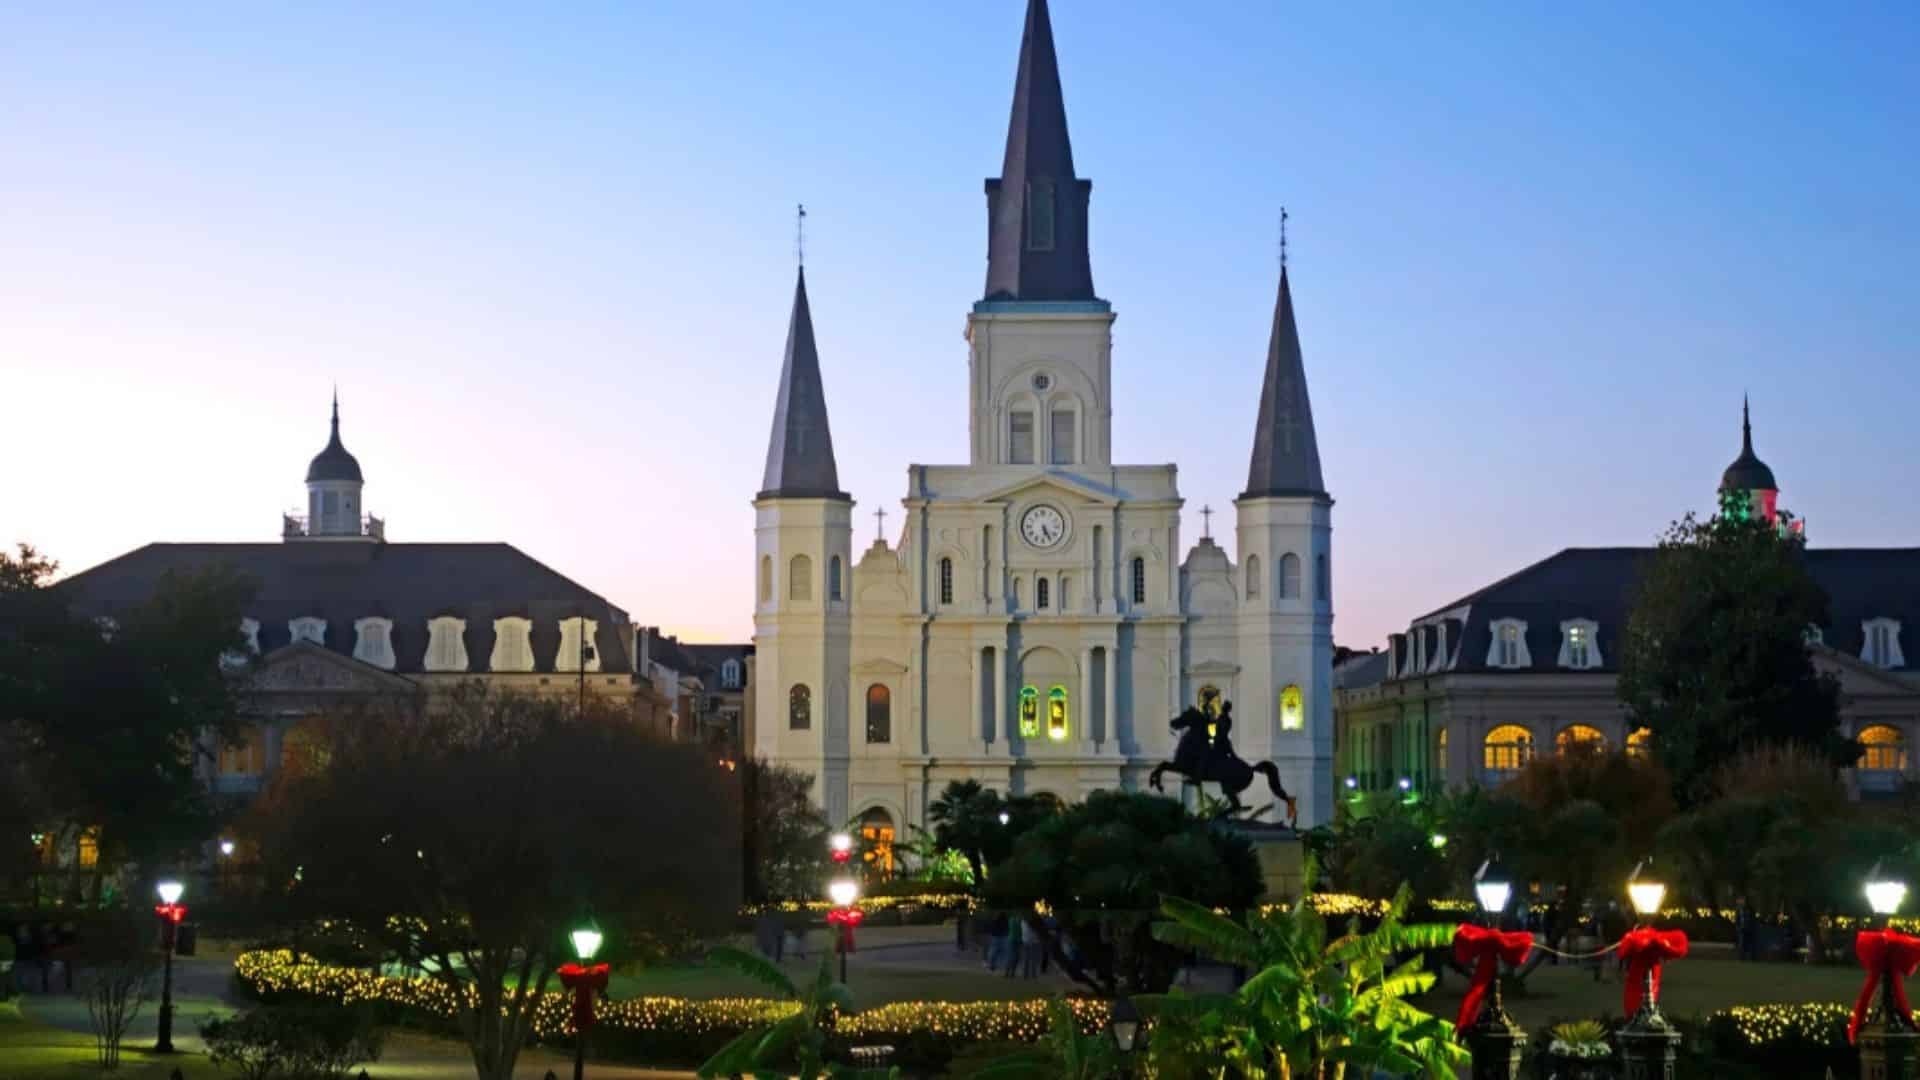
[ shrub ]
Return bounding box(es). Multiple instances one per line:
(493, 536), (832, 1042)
(202, 1005), (383, 1080)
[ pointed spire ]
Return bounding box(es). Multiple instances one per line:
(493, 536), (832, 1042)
(1720, 393), (1777, 494)
(306, 388), (363, 483)
(1741, 393), (1753, 456)
(1241, 266), (1326, 499)
(759, 268), (847, 501)
(983, 0), (1096, 303)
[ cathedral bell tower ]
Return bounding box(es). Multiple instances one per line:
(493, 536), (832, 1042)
(1234, 263), (1335, 826)
(290, 391), (380, 541)
(753, 267), (854, 822)
(966, 0), (1115, 471)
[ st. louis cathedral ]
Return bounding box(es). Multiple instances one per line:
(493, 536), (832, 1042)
(751, 0), (1336, 834)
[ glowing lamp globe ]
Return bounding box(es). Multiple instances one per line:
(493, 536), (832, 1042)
(156, 880), (184, 906)
(1867, 877), (1909, 917)
(1429, 833), (1448, 850)
(570, 927), (603, 962)
(830, 832), (853, 854)
(1474, 879), (1512, 917)
(1628, 879), (1668, 918)
(1398, 777), (1412, 792)
(998, 811), (1010, 826)
(1108, 996), (1142, 1054)
(1344, 775), (1358, 790)
(829, 879), (860, 908)
(219, 840), (235, 857)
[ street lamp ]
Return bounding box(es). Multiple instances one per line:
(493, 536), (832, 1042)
(1473, 859), (1512, 928)
(1108, 996), (1142, 1055)
(998, 811), (1010, 826)
(153, 879), (187, 1053)
(1856, 862), (1919, 1078)
(1619, 859), (1684, 1075)
(830, 832), (854, 865)
(1464, 857), (1525, 1078)
(218, 839), (235, 858)
(558, 922), (609, 1080)
(828, 878), (862, 983)
(1868, 865), (1909, 927)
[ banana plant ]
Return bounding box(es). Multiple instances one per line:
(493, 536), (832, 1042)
(970, 998), (1129, 1080)
(694, 946), (897, 1080)
(1140, 858), (1469, 1079)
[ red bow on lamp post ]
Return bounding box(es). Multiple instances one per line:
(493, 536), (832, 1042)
(1850, 929), (1920, 1044)
(556, 963), (610, 1034)
(1451, 923), (1534, 1031)
(1619, 927), (1688, 1018)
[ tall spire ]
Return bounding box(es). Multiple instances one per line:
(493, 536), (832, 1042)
(983, 0), (1095, 303)
(759, 268), (847, 501)
(1241, 266), (1326, 499)
(1719, 393), (1777, 494)
(307, 388), (363, 483)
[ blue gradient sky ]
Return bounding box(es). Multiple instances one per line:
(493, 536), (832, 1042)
(3, 2), (1916, 646)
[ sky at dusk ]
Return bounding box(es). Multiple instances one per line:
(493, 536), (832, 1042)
(3, 2), (1916, 647)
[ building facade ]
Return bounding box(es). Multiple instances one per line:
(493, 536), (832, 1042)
(1335, 405), (1920, 798)
(752, 0), (1337, 833)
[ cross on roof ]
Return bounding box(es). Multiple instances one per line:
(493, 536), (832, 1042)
(1200, 504), (1214, 539)
(874, 506), (887, 541)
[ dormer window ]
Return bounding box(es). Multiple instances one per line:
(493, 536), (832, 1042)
(1487, 619), (1531, 669)
(490, 616), (535, 672)
(556, 617), (601, 673)
(1806, 624), (1825, 647)
(289, 617), (327, 647)
(353, 617), (396, 670)
(721, 659), (741, 689)
(1026, 179), (1055, 252)
(1558, 619), (1602, 670)
(425, 616), (468, 672)
(240, 618), (260, 654)
(1864, 618), (1906, 669)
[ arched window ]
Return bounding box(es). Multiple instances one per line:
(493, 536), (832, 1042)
(1050, 407), (1075, 465)
(859, 807), (897, 878)
(1059, 576), (1070, 612)
(1246, 554), (1262, 600)
(828, 556), (843, 602)
(1018, 685), (1040, 738)
(1279, 684), (1304, 730)
(489, 616), (534, 672)
(1556, 724), (1607, 754)
(1009, 409), (1036, 464)
(1483, 724), (1534, 781)
(865, 684), (891, 744)
(425, 616), (468, 672)
(759, 556), (772, 603)
(1316, 554), (1329, 600)
(1626, 727), (1652, 758)
(788, 684), (811, 730)
(1131, 558), (1146, 605)
(1037, 577), (1050, 610)
(789, 555), (812, 602)
(939, 558), (954, 605)
(721, 659), (741, 689)
(353, 617), (395, 670)
(1859, 725), (1908, 772)
(1279, 553), (1302, 599)
(1046, 686), (1069, 742)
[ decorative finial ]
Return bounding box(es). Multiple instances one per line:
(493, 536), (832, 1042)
(874, 506), (887, 542)
(1279, 206), (1288, 272)
(1742, 393), (1753, 453)
(1200, 504), (1214, 540)
(795, 203), (807, 268)
(331, 385), (340, 433)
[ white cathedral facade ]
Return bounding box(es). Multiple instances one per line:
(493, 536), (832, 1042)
(751, 0), (1335, 834)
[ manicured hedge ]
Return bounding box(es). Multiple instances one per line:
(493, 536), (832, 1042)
(1704, 1002), (1855, 1077)
(235, 949), (1107, 1071)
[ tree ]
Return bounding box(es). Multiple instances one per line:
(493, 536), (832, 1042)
(0, 544), (255, 880)
(1320, 791), (1455, 903)
(695, 948), (895, 1079)
(1618, 507), (1847, 806)
(1500, 745), (1674, 916)
(740, 756), (830, 904)
(984, 790), (1264, 995)
(75, 911), (158, 1070)
(1141, 869), (1468, 1079)
(925, 780), (1051, 886)
(256, 688), (741, 1080)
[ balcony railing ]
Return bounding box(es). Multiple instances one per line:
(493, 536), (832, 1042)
(282, 513), (385, 541)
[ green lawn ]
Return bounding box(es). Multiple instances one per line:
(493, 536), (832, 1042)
(1412, 947), (1861, 1030)
(0, 1000), (229, 1080)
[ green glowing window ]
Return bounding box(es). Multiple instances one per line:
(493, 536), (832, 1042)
(1019, 686), (1039, 738)
(1047, 686), (1069, 742)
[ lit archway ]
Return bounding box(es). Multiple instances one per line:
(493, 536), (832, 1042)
(1859, 725), (1908, 772)
(857, 807), (897, 879)
(1483, 724), (1534, 782)
(1555, 724), (1607, 755)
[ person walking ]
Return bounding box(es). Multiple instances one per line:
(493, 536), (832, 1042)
(986, 912), (1009, 972)
(1021, 916), (1044, 978)
(1004, 914), (1024, 978)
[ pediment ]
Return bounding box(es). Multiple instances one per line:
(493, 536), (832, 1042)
(1814, 646), (1920, 697)
(976, 471), (1122, 507)
(245, 642), (419, 695)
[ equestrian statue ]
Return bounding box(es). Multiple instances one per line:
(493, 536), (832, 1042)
(1148, 700), (1298, 827)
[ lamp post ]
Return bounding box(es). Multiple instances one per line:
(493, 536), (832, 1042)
(153, 880), (186, 1053)
(1858, 865), (1917, 1080)
(1109, 995), (1142, 1074)
(830, 831), (853, 866)
(1466, 860), (1525, 1080)
(1619, 862), (1682, 1080)
(559, 924), (607, 1080)
(828, 878), (861, 983)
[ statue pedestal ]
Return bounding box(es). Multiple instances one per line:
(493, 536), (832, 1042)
(1225, 822), (1304, 900)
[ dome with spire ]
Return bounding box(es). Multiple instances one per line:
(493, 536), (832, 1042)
(306, 393), (363, 483)
(1719, 396), (1776, 493)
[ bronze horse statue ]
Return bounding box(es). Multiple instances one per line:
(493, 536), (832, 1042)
(1149, 701), (1298, 826)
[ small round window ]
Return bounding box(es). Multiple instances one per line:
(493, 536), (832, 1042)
(1032, 373), (1052, 391)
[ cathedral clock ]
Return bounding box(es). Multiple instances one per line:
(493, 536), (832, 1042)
(1020, 504), (1068, 549)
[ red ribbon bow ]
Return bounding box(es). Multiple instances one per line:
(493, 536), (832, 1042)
(1619, 928), (1688, 1017)
(557, 962), (610, 1033)
(1451, 923), (1533, 1031)
(1850, 929), (1920, 1044)
(826, 908), (865, 928)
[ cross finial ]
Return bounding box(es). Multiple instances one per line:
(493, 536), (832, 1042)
(1279, 206), (1288, 272)
(795, 203), (807, 268)
(1200, 504), (1214, 539)
(874, 506), (887, 541)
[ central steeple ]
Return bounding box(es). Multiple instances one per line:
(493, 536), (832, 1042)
(983, 0), (1096, 303)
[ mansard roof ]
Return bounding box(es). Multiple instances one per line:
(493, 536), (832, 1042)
(56, 542), (633, 675)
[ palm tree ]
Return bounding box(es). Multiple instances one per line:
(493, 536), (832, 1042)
(1140, 860), (1468, 1079)
(695, 946), (895, 1079)
(926, 779), (1002, 882)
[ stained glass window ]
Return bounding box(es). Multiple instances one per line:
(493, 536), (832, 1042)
(1019, 686), (1040, 738)
(1047, 686), (1069, 742)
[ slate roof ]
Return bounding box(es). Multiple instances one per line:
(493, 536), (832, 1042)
(306, 395), (363, 484)
(56, 542), (633, 675)
(1241, 267), (1327, 499)
(1396, 546), (1920, 678)
(982, 0), (1096, 303)
(759, 268), (847, 501)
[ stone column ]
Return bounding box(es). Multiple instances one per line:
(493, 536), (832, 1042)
(1104, 643), (1120, 757)
(993, 644), (1008, 755)
(971, 646), (986, 755)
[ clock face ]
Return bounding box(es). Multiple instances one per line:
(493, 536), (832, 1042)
(1021, 505), (1068, 549)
